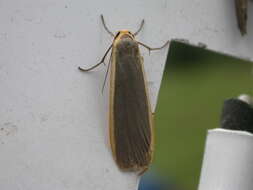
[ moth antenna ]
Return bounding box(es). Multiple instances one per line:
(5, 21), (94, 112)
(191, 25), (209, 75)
(101, 14), (115, 37)
(134, 19), (145, 36)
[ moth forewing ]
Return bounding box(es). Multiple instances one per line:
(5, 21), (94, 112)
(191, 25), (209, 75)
(109, 31), (154, 174)
(137, 52), (155, 175)
(139, 55), (155, 162)
(109, 41), (117, 162)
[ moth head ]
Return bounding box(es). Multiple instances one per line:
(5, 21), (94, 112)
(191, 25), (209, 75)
(114, 30), (135, 41)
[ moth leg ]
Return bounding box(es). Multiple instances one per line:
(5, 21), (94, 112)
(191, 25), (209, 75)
(78, 44), (112, 72)
(138, 167), (149, 176)
(101, 14), (115, 37)
(137, 40), (170, 54)
(134, 19), (145, 36)
(101, 52), (112, 93)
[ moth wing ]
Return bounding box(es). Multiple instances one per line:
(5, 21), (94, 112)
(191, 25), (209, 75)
(109, 38), (153, 171)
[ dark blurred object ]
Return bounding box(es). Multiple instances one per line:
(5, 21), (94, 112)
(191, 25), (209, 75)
(139, 171), (179, 190)
(235, 0), (248, 35)
(221, 98), (253, 133)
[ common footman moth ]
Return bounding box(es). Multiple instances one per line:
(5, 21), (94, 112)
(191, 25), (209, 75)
(235, 0), (247, 35)
(79, 15), (169, 175)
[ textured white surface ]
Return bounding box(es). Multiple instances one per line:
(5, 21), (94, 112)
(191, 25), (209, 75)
(198, 129), (253, 190)
(0, 0), (252, 189)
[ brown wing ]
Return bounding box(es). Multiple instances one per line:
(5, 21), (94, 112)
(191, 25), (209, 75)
(110, 38), (153, 171)
(235, 0), (247, 35)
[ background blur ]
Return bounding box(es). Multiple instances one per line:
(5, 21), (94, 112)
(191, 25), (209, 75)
(139, 41), (253, 190)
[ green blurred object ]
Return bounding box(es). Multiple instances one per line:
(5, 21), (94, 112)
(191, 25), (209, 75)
(153, 41), (253, 190)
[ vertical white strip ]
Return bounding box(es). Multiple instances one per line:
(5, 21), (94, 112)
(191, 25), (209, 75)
(198, 129), (253, 190)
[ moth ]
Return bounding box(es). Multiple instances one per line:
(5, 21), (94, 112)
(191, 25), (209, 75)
(235, 0), (248, 35)
(79, 15), (169, 175)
